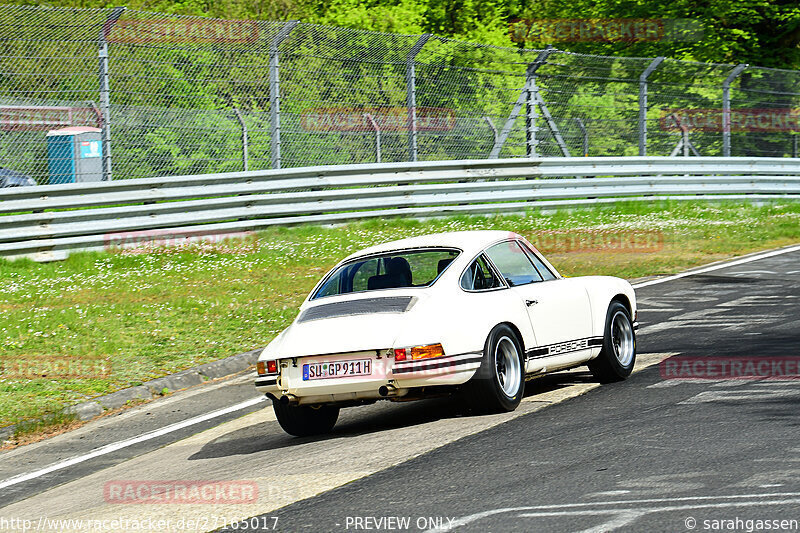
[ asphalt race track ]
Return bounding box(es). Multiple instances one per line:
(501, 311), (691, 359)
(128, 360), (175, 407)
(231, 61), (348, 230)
(1, 247), (799, 533)
(246, 249), (800, 532)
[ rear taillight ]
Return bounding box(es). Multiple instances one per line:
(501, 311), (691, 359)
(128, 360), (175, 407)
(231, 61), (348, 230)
(257, 360), (278, 375)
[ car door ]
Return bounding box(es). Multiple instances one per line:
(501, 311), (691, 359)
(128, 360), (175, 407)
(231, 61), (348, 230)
(484, 240), (593, 361)
(456, 252), (539, 356)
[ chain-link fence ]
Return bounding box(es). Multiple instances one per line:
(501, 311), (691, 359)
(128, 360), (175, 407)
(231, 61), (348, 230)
(2, 4), (800, 185)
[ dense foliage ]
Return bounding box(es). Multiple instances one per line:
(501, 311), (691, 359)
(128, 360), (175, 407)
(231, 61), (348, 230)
(15, 0), (800, 68)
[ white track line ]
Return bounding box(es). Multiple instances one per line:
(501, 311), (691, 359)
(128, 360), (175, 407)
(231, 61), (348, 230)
(428, 492), (800, 532)
(0, 396), (266, 492)
(632, 244), (800, 289)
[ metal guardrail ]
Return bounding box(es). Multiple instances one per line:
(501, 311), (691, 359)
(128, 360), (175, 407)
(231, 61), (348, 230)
(2, 156), (800, 260)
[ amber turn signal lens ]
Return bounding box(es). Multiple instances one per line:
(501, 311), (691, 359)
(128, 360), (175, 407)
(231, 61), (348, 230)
(410, 343), (445, 360)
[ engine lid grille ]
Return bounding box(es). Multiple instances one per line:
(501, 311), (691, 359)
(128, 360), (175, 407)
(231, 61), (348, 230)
(297, 296), (417, 323)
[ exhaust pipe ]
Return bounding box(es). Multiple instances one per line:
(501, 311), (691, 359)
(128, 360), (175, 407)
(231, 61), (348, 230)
(378, 384), (399, 397)
(279, 394), (298, 405)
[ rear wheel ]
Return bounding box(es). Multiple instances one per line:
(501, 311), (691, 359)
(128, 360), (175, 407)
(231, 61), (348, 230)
(272, 401), (339, 437)
(588, 301), (636, 383)
(464, 325), (525, 413)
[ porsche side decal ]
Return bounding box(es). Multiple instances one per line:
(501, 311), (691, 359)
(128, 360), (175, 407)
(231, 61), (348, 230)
(526, 337), (604, 359)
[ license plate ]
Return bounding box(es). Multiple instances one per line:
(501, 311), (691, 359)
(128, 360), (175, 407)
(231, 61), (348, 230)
(303, 359), (372, 381)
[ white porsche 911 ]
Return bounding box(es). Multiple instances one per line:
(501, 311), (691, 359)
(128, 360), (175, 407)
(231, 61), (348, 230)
(256, 230), (637, 436)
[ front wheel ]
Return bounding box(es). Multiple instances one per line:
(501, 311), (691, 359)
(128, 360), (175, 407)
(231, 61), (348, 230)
(273, 400), (339, 437)
(463, 325), (525, 413)
(588, 301), (636, 383)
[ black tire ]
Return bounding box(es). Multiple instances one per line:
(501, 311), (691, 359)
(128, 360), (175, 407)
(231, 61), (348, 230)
(463, 324), (525, 413)
(588, 301), (636, 383)
(272, 400), (339, 437)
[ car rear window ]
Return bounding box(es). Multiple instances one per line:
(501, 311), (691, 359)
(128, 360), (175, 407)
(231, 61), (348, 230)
(312, 248), (460, 300)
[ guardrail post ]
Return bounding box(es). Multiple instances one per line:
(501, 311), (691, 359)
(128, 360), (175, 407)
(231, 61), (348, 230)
(525, 46), (554, 158)
(406, 34), (433, 162)
(98, 7), (125, 181)
(638, 56), (664, 156)
(363, 113), (381, 163)
(269, 21), (299, 170)
(232, 109), (249, 171)
(722, 64), (747, 157)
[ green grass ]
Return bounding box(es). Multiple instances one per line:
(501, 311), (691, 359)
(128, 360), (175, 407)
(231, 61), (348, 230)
(9, 410), (78, 441)
(2, 200), (800, 432)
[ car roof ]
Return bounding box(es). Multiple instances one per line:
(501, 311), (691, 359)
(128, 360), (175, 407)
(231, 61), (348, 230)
(342, 230), (520, 262)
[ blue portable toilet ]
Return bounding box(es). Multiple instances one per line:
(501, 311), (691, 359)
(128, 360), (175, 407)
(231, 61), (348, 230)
(46, 127), (103, 184)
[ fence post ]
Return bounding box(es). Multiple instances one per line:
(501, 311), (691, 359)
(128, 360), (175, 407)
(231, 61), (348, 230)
(406, 34), (433, 162)
(269, 21), (299, 170)
(232, 109), (249, 171)
(526, 79), (540, 157)
(668, 113), (700, 157)
(363, 113), (381, 163)
(525, 46), (553, 158)
(574, 118), (588, 156)
(638, 56), (664, 156)
(722, 64), (747, 157)
(683, 124), (689, 157)
(98, 7), (125, 181)
(484, 116), (498, 149)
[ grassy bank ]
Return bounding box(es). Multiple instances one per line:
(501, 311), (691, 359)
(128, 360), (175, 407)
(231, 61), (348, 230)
(2, 200), (800, 434)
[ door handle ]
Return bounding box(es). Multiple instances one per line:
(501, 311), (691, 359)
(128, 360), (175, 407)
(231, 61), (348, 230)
(525, 299), (538, 307)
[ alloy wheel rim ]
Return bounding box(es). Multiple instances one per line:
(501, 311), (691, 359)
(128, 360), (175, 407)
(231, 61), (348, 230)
(611, 310), (635, 367)
(495, 336), (521, 397)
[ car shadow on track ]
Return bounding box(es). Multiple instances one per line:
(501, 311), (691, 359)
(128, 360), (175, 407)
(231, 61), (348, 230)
(188, 369), (599, 460)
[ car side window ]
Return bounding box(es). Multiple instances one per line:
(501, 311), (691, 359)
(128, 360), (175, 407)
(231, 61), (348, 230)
(460, 255), (503, 291)
(351, 258), (378, 292)
(485, 241), (543, 286)
(520, 243), (557, 281)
